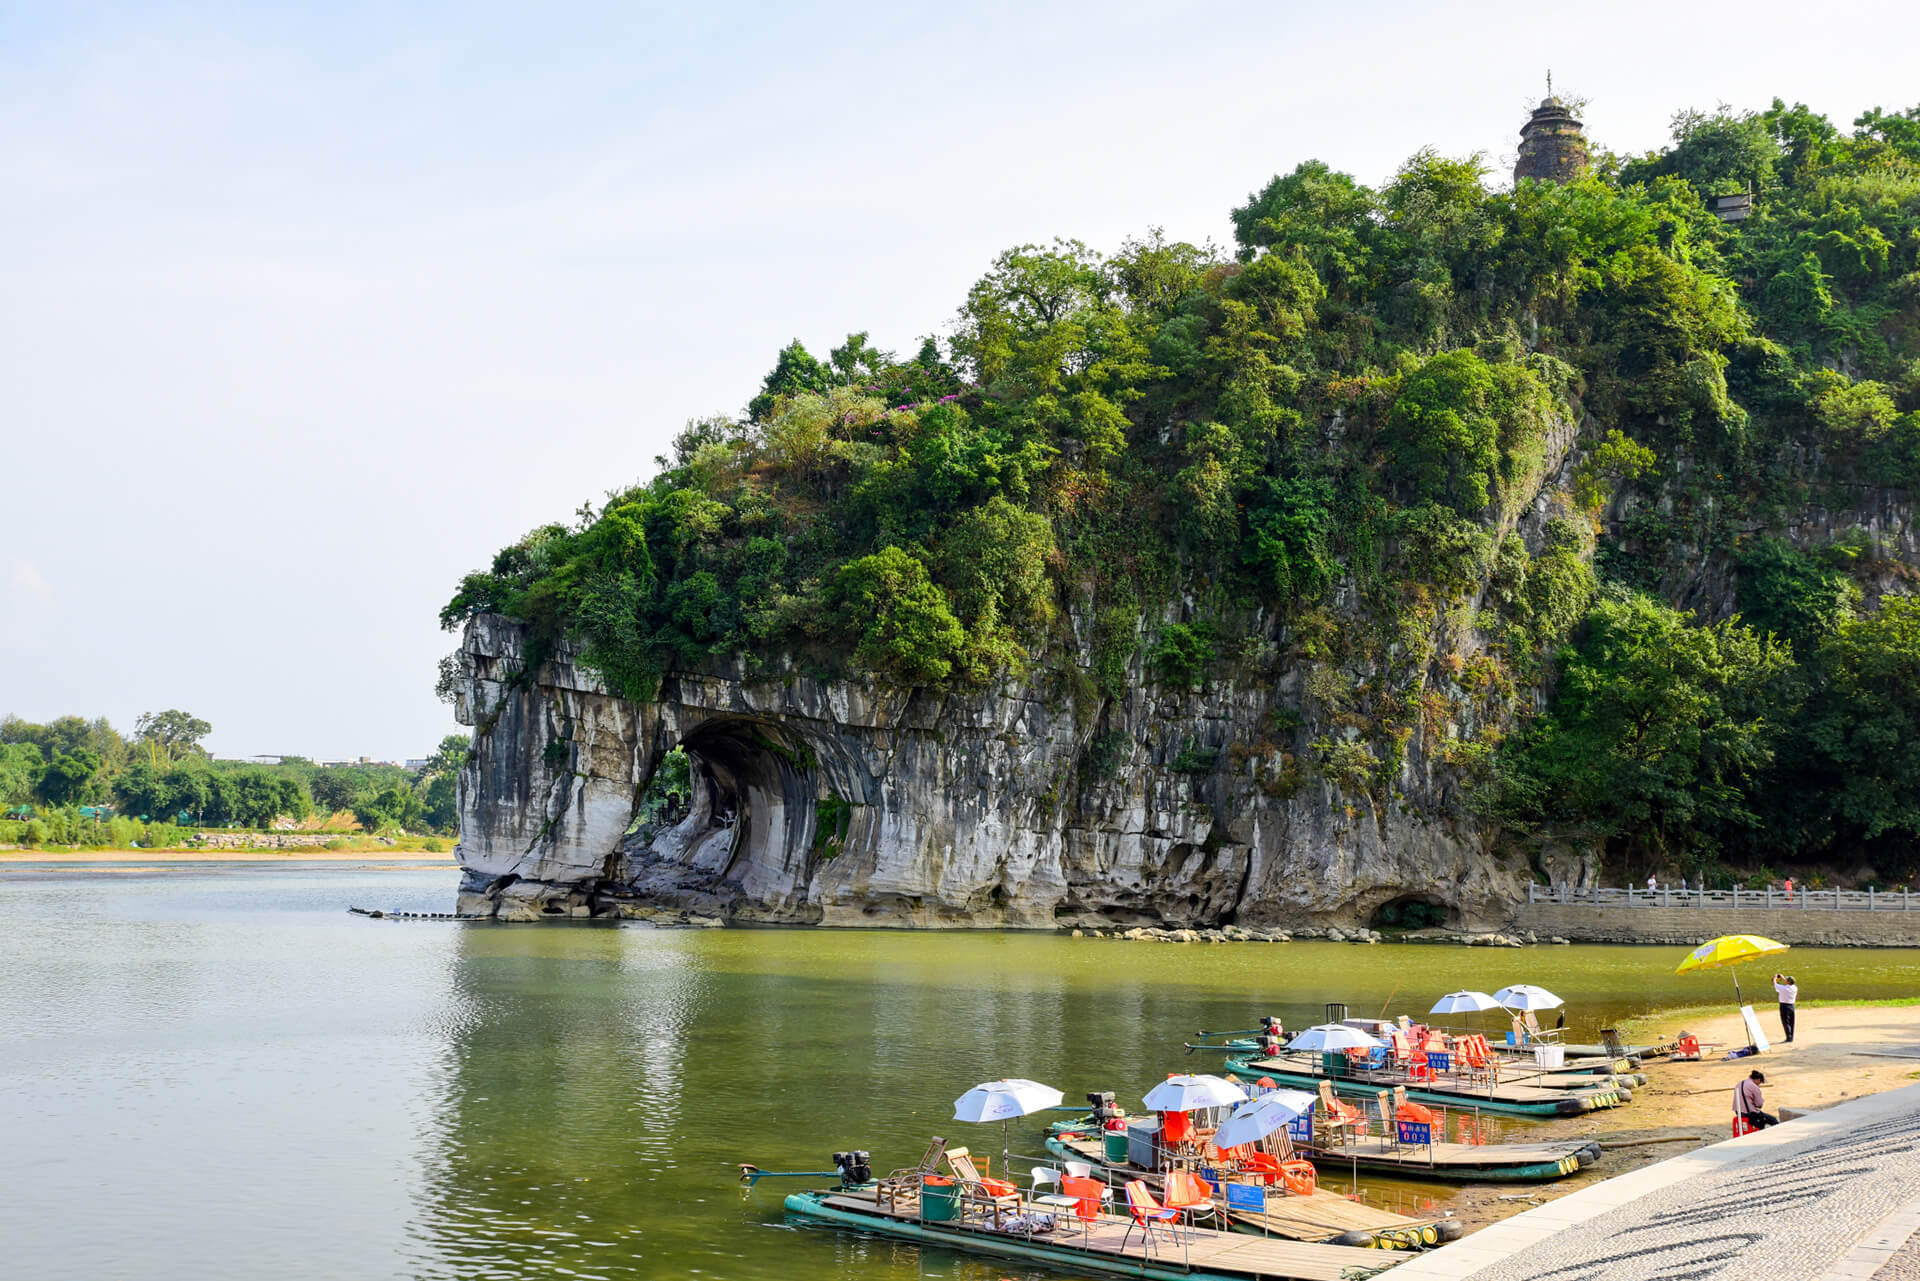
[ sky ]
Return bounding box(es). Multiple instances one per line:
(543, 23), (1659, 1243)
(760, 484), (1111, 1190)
(2, 0), (1916, 760)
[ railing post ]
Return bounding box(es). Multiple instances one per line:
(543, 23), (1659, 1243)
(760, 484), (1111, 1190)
(1870, 887), (1875, 911)
(1528, 883), (1535, 904)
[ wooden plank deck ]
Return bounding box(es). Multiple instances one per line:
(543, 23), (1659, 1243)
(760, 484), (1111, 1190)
(816, 1189), (1395, 1280)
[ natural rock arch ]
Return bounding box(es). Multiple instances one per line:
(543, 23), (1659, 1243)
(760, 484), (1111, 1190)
(615, 716), (825, 917)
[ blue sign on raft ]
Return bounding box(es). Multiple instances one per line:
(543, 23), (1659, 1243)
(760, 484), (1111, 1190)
(1225, 1183), (1266, 1212)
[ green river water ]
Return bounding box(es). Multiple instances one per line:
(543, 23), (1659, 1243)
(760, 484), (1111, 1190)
(4, 865), (1918, 1281)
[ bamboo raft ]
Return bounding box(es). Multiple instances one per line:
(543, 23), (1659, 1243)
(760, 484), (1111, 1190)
(1050, 1115), (1595, 1187)
(1045, 1133), (1461, 1246)
(1280, 1131), (1597, 1184)
(1220, 1056), (1627, 1117)
(786, 1186), (1400, 1281)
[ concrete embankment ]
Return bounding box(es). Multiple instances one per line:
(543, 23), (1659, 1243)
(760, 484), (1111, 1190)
(1511, 903), (1920, 947)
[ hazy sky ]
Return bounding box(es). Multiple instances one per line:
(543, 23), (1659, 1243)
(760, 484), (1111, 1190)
(3, 1), (1915, 759)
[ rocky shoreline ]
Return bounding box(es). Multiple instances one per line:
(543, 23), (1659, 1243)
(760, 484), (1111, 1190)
(1068, 924), (1567, 946)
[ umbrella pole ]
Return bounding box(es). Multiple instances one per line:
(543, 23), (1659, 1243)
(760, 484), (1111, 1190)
(1734, 971), (1743, 1009)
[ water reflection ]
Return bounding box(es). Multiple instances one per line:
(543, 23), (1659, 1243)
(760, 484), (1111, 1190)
(9, 871), (1920, 1281)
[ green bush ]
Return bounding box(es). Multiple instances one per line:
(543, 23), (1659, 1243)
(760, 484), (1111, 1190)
(1149, 622), (1215, 691)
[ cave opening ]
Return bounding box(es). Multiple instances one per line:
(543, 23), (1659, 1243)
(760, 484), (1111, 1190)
(1369, 894), (1453, 931)
(623, 718), (821, 887)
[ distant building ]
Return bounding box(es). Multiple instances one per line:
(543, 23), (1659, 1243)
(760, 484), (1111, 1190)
(405, 758), (430, 771)
(1515, 95), (1589, 184)
(1706, 191), (1753, 222)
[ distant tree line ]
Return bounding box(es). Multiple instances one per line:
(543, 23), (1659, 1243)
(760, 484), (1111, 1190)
(0, 711), (467, 839)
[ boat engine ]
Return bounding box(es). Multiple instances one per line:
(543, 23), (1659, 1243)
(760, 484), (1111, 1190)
(1087, 1090), (1123, 1130)
(1260, 1015), (1285, 1056)
(832, 1151), (872, 1185)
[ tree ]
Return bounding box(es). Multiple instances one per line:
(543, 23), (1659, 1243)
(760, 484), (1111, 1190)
(0, 742), (44, 807)
(422, 774), (459, 833)
(1384, 350), (1501, 514)
(1805, 598), (1920, 842)
(40, 749), (103, 806)
(353, 784), (426, 834)
(420, 734), (470, 778)
(827, 547), (967, 686)
(133, 709), (212, 766)
(1502, 591), (1793, 867)
(746, 340), (831, 421)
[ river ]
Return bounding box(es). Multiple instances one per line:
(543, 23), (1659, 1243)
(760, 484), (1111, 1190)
(5, 866), (1918, 1280)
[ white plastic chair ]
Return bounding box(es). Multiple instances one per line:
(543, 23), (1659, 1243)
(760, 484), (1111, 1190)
(1031, 1166), (1062, 1192)
(1064, 1160), (1093, 1179)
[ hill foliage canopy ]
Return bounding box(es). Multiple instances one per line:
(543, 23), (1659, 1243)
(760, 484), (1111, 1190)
(444, 99), (1920, 884)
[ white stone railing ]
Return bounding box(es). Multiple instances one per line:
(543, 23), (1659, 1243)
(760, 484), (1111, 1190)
(1526, 883), (1917, 910)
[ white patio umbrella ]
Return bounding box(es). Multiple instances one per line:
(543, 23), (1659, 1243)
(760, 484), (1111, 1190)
(1285, 1023), (1384, 1053)
(953, 1078), (1064, 1123)
(1430, 989), (1503, 1039)
(1141, 1074), (1249, 1113)
(954, 1078), (1064, 1171)
(1212, 1090), (1318, 1150)
(1493, 985), (1564, 1011)
(1429, 990), (1502, 1015)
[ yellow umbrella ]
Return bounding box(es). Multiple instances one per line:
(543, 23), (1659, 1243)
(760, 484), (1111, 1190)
(1674, 934), (1789, 1006)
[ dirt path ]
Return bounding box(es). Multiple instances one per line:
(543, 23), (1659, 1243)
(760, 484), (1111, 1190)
(1442, 1002), (1920, 1228)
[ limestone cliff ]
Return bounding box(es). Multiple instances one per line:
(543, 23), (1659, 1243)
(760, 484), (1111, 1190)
(451, 611), (1528, 926)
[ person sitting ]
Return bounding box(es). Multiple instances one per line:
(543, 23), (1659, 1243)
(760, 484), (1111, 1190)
(1735, 1070), (1778, 1130)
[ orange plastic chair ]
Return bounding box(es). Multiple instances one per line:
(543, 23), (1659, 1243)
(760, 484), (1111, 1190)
(1160, 1110), (1194, 1145)
(1279, 1162), (1316, 1196)
(1060, 1175), (1105, 1222)
(1123, 1179), (1181, 1252)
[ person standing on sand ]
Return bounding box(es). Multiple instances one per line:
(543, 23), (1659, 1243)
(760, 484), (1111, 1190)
(1735, 1070), (1778, 1129)
(1774, 973), (1798, 1043)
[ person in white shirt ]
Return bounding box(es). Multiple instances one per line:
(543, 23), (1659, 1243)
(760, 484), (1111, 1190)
(1645, 874), (1657, 896)
(1773, 973), (1798, 1043)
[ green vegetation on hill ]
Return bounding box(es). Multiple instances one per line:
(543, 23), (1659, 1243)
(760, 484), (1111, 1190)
(444, 98), (1920, 885)
(0, 713), (467, 843)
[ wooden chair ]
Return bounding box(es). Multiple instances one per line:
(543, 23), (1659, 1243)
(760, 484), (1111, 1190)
(1315, 1080), (1367, 1145)
(945, 1147), (1020, 1227)
(876, 1136), (946, 1212)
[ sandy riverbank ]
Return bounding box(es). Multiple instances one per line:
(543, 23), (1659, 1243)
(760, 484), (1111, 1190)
(0, 848), (458, 865)
(1444, 1000), (1920, 1227)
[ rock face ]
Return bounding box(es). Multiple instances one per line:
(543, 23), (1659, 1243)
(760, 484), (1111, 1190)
(448, 435), (1917, 929)
(451, 611), (1527, 927)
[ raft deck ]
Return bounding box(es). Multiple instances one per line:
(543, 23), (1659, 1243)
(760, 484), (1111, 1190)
(1224, 1056), (1625, 1116)
(788, 1187), (1399, 1281)
(1047, 1133), (1455, 1246)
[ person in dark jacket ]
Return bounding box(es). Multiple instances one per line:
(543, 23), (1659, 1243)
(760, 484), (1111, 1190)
(1735, 1070), (1778, 1129)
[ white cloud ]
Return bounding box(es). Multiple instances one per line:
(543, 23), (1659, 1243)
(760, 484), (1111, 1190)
(9, 558), (50, 597)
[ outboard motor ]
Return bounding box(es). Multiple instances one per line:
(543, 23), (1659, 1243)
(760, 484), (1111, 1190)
(1087, 1090), (1123, 1130)
(1260, 1015), (1285, 1057)
(832, 1151), (872, 1186)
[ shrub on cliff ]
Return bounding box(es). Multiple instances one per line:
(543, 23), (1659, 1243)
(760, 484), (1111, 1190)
(826, 547), (968, 686)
